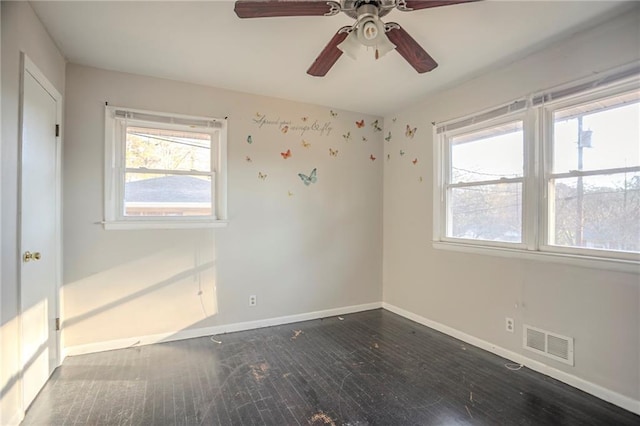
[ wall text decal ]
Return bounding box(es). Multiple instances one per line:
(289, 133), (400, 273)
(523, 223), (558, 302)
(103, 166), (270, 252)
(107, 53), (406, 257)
(252, 114), (333, 137)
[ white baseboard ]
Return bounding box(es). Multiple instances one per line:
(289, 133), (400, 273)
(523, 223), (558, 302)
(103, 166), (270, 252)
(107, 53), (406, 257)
(64, 302), (382, 357)
(382, 302), (640, 416)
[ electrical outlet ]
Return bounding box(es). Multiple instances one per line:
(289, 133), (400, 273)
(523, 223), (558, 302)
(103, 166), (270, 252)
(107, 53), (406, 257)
(249, 295), (257, 307)
(505, 317), (515, 333)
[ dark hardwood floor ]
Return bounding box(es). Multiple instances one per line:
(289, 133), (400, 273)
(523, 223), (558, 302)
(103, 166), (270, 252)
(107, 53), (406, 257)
(23, 309), (639, 425)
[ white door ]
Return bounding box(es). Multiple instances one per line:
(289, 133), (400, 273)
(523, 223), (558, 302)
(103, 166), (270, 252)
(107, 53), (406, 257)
(20, 60), (60, 410)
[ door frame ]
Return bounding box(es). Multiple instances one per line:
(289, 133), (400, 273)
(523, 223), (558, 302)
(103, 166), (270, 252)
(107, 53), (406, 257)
(17, 52), (63, 415)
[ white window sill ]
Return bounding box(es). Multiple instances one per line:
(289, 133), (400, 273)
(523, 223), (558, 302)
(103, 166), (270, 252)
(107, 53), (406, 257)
(432, 241), (640, 274)
(102, 220), (228, 230)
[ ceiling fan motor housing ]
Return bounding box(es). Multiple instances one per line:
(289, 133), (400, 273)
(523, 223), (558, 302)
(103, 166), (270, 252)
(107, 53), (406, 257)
(354, 3), (386, 46)
(342, 0), (395, 19)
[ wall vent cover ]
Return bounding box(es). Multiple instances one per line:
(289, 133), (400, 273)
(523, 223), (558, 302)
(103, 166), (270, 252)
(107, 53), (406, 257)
(523, 325), (574, 366)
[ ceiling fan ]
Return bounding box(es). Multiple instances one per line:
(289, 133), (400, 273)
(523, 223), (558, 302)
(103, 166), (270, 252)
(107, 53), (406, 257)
(234, 0), (479, 77)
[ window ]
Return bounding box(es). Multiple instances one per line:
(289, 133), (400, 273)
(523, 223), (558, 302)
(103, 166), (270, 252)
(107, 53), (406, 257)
(445, 118), (525, 245)
(546, 90), (640, 254)
(104, 107), (227, 229)
(434, 68), (640, 267)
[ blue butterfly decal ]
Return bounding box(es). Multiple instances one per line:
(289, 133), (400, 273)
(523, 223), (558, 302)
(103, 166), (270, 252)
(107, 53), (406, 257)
(298, 168), (318, 186)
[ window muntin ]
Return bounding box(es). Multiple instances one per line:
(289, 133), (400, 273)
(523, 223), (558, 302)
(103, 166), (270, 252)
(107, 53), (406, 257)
(435, 73), (640, 264)
(445, 119), (525, 244)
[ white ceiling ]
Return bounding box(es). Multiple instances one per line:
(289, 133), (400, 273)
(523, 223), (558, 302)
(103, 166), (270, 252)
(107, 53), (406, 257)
(31, 1), (633, 116)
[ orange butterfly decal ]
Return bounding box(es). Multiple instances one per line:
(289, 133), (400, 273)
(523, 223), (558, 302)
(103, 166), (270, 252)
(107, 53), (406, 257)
(406, 125), (417, 138)
(356, 119), (365, 128)
(370, 154), (376, 161)
(301, 140), (311, 148)
(412, 158), (418, 165)
(281, 149), (292, 159)
(281, 125), (289, 134)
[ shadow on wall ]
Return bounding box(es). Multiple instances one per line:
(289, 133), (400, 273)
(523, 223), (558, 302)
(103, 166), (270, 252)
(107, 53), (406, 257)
(62, 232), (218, 348)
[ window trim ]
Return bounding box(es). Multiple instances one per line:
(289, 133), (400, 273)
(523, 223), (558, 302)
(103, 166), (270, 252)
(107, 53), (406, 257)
(104, 106), (228, 230)
(433, 66), (640, 271)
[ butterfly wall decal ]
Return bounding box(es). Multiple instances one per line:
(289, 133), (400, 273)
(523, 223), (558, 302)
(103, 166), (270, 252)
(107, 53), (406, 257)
(247, 135), (253, 144)
(329, 148), (338, 157)
(281, 126), (289, 134)
(385, 132), (392, 142)
(288, 191), (294, 197)
(400, 150), (406, 156)
(330, 110), (338, 117)
(406, 125), (417, 138)
(281, 149), (292, 159)
(298, 168), (318, 186)
(245, 156), (252, 162)
(301, 116), (308, 122)
(301, 140), (311, 148)
(370, 154), (376, 161)
(412, 158), (418, 165)
(362, 136), (368, 142)
(258, 172), (267, 180)
(387, 154), (391, 161)
(356, 119), (365, 128)
(342, 131), (351, 142)
(371, 120), (382, 132)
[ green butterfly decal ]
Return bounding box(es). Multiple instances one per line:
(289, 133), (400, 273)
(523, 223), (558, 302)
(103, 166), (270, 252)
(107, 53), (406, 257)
(298, 168), (318, 186)
(247, 135), (253, 144)
(385, 132), (392, 142)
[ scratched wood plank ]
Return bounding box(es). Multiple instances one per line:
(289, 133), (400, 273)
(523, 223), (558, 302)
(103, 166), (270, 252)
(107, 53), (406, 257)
(23, 309), (639, 425)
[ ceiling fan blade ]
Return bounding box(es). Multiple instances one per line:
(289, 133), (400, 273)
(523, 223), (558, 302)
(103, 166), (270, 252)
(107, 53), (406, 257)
(386, 24), (438, 73)
(234, 0), (341, 18)
(398, 0), (480, 12)
(307, 28), (350, 77)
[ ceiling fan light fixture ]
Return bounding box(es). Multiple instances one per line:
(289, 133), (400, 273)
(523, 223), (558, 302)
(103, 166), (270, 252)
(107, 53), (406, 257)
(375, 34), (396, 59)
(337, 29), (361, 60)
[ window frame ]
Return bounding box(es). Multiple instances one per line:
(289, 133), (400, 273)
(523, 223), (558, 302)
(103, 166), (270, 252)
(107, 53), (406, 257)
(433, 70), (640, 271)
(438, 113), (529, 250)
(539, 81), (640, 262)
(104, 106), (228, 230)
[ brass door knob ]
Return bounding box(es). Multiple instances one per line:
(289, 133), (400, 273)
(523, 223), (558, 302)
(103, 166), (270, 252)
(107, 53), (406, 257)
(23, 251), (42, 262)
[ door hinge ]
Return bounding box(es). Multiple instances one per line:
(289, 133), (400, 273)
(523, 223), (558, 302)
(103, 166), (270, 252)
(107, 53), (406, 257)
(55, 124), (60, 137)
(55, 317), (61, 331)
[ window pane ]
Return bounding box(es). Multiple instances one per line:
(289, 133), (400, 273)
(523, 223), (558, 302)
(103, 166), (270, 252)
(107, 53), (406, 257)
(124, 173), (212, 217)
(550, 172), (640, 252)
(449, 183), (522, 242)
(451, 121), (523, 183)
(552, 92), (640, 173)
(126, 126), (211, 172)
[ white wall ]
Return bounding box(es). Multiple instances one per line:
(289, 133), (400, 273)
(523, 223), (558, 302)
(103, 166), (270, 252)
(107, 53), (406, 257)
(62, 64), (383, 350)
(383, 6), (640, 407)
(1, 2), (66, 424)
